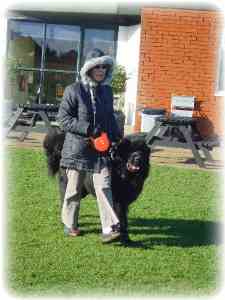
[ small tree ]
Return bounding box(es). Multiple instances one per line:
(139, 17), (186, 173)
(112, 65), (128, 111)
(112, 64), (127, 94)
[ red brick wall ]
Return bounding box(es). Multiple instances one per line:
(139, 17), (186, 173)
(135, 8), (223, 137)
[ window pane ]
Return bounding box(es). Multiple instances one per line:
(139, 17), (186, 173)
(8, 20), (43, 68)
(82, 28), (115, 64)
(6, 69), (41, 104)
(42, 72), (76, 104)
(45, 24), (80, 71)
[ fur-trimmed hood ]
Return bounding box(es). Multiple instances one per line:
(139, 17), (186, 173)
(80, 48), (114, 86)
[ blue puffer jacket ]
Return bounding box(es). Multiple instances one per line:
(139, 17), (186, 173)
(57, 49), (121, 173)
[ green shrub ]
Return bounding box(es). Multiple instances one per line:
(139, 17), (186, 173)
(112, 65), (127, 95)
(6, 57), (21, 80)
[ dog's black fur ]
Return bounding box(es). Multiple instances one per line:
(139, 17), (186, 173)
(43, 126), (151, 242)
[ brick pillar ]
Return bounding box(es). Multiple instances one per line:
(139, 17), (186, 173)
(136, 8), (223, 137)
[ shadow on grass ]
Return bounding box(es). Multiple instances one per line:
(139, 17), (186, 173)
(123, 217), (222, 249)
(80, 216), (222, 249)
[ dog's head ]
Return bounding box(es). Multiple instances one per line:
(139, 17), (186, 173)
(111, 137), (151, 179)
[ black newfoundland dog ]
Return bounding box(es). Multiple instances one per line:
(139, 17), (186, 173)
(43, 126), (151, 243)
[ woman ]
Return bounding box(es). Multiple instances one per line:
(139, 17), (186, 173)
(57, 48), (122, 243)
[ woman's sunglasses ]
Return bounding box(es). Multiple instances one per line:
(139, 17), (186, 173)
(94, 64), (108, 70)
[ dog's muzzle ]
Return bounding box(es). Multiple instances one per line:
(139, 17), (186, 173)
(126, 162), (141, 173)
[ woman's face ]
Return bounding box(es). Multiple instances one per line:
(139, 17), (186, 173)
(90, 64), (108, 82)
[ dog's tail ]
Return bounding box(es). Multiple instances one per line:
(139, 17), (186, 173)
(43, 125), (65, 176)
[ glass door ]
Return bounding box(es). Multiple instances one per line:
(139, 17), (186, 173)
(43, 24), (81, 104)
(7, 21), (81, 105)
(7, 20), (44, 104)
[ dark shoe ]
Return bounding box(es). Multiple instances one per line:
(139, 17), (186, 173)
(102, 231), (120, 243)
(64, 227), (81, 237)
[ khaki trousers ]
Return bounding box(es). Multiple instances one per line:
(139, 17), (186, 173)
(61, 168), (119, 233)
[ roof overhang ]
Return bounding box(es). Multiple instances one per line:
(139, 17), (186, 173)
(7, 0), (222, 15)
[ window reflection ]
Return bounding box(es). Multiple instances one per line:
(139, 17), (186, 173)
(43, 72), (76, 104)
(7, 20), (116, 105)
(8, 21), (43, 68)
(6, 70), (40, 104)
(82, 28), (115, 65)
(45, 24), (80, 71)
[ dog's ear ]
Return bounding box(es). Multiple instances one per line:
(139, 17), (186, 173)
(143, 141), (151, 155)
(109, 138), (131, 161)
(118, 138), (131, 149)
(116, 138), (131, 156)
(138, 141), (151, 159)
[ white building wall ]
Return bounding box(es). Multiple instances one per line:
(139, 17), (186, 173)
(116, 25), (141, 126)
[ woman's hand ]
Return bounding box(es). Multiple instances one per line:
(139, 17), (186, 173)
(88, 124), (102, 138)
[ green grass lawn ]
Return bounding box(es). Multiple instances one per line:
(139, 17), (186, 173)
(5, 148), (223, 297)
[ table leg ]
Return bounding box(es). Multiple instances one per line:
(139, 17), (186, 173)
(158, 125), (168, 138)
(5, 107), (24, 137)
(145, 121), (163, 145)
(38, 111), (51, 128)
(19, 111), (51, 142)
(199, 145), (214, 162)
(19, 113), (38, 142)
(179, 125), (205, 168)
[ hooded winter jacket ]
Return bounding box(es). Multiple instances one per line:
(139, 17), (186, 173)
(57, 49), (122, 173)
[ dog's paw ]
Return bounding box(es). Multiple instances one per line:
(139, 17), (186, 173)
(120, 234), (131, 244)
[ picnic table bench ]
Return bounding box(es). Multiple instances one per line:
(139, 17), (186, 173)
(4, 103), (59, 141)
(145, 115), (219, 168)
